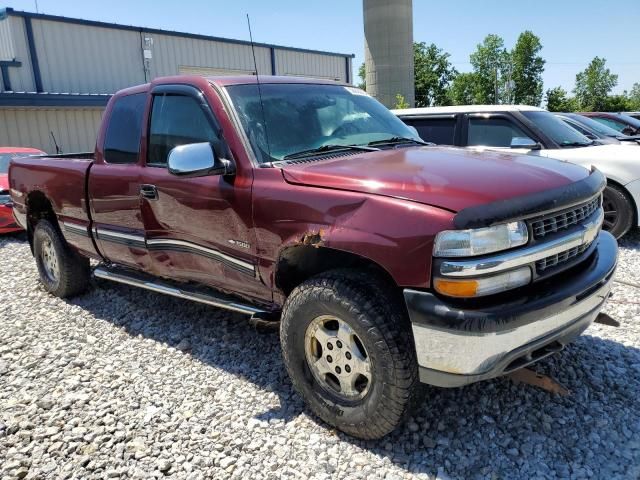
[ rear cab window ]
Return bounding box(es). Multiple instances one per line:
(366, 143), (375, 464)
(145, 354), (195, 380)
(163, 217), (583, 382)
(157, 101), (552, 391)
(402, 117), (457, 145)
(103, 93), (146, 164)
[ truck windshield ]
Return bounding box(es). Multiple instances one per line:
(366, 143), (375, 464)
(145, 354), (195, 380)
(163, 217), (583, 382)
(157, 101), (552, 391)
(522, 111), (593, 148)
(225, 83), (422, 163)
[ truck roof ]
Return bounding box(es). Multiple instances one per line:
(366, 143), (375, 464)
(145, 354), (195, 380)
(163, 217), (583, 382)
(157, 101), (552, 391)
(393, 105), (546, 116)
(205, 75), (348, 87)
(113, 75), (351, 98)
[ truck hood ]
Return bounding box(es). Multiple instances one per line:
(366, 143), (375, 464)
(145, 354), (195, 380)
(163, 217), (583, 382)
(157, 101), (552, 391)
(281, 146), (590, 212)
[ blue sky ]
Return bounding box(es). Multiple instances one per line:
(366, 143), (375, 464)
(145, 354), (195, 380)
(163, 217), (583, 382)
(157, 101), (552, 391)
(7, 0), (640, 94)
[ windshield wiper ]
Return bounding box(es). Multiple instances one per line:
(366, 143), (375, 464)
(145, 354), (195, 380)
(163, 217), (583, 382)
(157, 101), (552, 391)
(283, 144), (380, 160)
(367, 136), (433, 147)
(560, 141), (594, 148)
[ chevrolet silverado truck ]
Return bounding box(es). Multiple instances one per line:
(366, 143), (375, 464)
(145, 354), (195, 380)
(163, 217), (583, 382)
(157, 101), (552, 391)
(9, 76), (617, 439)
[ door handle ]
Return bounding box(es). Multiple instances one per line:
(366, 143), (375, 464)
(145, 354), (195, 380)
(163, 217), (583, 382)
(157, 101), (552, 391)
(140, 184), (158, 200)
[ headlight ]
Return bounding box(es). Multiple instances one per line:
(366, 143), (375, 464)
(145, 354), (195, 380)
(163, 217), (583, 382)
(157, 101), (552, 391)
(434, 267), (532, 298)
(433, 221), (528, 257)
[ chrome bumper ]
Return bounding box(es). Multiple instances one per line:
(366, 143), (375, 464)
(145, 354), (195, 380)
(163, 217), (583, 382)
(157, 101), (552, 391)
(404, 231), (618, 388)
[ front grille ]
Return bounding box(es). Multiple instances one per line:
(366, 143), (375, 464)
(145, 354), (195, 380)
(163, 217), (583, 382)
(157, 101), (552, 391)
(530, 196), (600, 239)
(536, 241), (593, 273)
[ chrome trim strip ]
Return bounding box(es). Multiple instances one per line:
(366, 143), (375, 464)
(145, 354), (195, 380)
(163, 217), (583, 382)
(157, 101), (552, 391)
(440, 208), (603, 277)
(62, 221), (89, 236)
(94, 267), (265, 315)
(95, 228), (146, 243)
(146, 238), (255, 273)
(409, 275), (612, 375)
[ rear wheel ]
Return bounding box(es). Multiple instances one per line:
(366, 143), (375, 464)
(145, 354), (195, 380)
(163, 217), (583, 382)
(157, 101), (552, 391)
(602, 184), (634, 239)
(33, 220), (90, 298)
(280, 270), (419, 439)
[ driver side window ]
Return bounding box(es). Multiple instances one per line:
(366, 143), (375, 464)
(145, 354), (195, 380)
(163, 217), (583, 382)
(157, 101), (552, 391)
(148, 94), (219, 166)
(467, 117), (528, 147)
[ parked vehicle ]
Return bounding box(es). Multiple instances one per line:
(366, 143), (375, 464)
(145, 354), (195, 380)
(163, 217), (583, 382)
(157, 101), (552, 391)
(626, 112), (640, 121)
(556, 113), (640, 145)
(395, 105), (640, 238)
(581, 112), (640, 136)
(1, 147), (45, 233)
(10, 77), (617, 439)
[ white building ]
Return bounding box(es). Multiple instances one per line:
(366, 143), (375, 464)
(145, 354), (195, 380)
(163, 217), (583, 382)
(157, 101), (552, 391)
(0, 7), (354, 152)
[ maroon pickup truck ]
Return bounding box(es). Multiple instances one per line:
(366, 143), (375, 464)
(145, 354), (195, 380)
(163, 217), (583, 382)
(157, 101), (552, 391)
(9, 75), (617, 439)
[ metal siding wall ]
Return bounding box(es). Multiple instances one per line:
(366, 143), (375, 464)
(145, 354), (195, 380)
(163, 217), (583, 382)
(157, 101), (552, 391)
(275, 49), (345, 81)
(145, 32), (272, 78)
(30, 19), (144, 93)
(0, 16), (15, 61)
(0, 107), (103, 152)
(5, 17), (35, 91)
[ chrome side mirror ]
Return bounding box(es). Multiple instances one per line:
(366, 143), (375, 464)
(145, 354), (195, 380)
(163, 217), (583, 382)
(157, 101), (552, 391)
(167, 142), (233, 177)
(510, 136), (541, 150)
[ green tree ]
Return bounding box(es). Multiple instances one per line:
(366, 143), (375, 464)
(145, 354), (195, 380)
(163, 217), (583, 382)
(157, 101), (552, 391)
(469, 34), (511, 104)
(545, 87), (578, 112)
(413, 42), (457, 107)
(448, 72), (479, 105)
(511, 31), (545, 106)
(394, 93), (410, 109)
(574, 57), (618, 111)
(602, 95), (633, 112)
(628, 83), (640, 110)
(357, 62), (366, 90)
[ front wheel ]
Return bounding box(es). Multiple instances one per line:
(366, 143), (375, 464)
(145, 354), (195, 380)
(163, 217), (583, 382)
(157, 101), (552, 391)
(602, 184), (634, 239)
(33, 220), (90, 298)
(280, 270), (419, 439)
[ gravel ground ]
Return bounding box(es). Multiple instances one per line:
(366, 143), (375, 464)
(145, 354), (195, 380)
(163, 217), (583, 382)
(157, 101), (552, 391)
(1, 230), (639, 480)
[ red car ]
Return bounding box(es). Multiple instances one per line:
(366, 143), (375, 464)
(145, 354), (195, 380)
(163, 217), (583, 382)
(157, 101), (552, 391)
(1, 147), (45, 233)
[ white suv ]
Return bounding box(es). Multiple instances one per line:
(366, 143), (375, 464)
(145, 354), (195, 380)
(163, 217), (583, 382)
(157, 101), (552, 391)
(394, 105), (640, 238)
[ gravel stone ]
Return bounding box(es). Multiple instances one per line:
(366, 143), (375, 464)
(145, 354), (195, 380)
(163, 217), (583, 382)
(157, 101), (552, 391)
(1, 230), (640, 479)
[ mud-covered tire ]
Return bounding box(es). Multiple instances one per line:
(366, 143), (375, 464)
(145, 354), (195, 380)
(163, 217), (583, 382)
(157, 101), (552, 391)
(280, 269), (419, 439)
(602, 184), (634, 239)
(33, 219), (90, 298)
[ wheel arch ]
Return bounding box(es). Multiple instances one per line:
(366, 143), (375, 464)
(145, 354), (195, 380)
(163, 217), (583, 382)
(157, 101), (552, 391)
(25, 190), (59, 252)
(274, 243), (399, 298)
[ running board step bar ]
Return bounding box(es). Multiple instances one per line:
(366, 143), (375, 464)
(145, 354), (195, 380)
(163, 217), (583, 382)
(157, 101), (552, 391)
(94, 266), (269, 316)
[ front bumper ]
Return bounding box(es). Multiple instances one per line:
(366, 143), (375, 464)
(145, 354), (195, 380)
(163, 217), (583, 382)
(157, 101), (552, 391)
(0, 204), (21, 233)
(404, 231), (618, 388)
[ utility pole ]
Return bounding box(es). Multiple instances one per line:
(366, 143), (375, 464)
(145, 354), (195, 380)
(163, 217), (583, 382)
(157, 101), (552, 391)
(494, 66), (498, 105)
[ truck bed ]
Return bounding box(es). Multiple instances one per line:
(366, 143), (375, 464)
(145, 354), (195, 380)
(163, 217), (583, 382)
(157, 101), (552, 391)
(9, 153), (99, 257)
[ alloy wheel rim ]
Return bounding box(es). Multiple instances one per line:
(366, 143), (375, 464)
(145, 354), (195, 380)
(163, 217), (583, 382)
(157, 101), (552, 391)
(602, 196), (618, 231)
(41, 236), (59, 282)
(304, 315), (372, 401)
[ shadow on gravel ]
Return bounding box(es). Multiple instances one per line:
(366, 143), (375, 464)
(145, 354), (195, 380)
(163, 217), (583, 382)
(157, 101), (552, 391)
(0, 231), (28, 248)
(619, 227), (640, 251)
(67, 278), (640, 479)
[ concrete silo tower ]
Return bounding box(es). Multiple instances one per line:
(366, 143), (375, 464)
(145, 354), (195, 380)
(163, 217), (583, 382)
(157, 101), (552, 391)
(363, 0), (414, 108)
